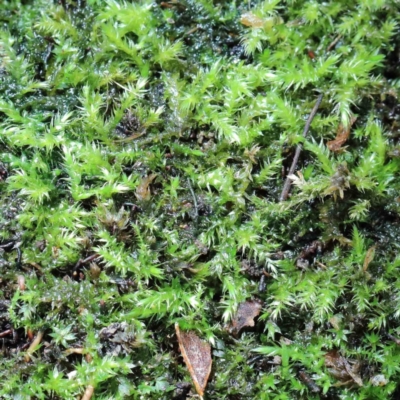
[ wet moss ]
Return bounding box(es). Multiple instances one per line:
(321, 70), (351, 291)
(1, 0), (400, 399)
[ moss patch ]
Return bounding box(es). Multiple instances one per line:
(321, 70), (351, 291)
(1, 0), (400, 398)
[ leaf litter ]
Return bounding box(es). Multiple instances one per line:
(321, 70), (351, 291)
(175, 323), (212, 397)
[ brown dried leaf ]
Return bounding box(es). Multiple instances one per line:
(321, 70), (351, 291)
(135, 174), (157, 201)
(240, 12), (265, 28)
(327, 116), (357, 152)
(229, 300), (262, 335)
(175, 324), (212, 397)
(363, 246), (376, 272)
(325, 350), (363, 387)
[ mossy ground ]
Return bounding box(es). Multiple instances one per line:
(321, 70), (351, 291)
(0, 0), (400, 399)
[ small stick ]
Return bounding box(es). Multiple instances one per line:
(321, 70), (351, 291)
(183, 26), (200, 37)
(19, 342), (31, 351)
(28, 262), (43, 273)
(24, 330), (44, 362)
(327, 34), (342, 52)
(113, 130), (145, 143)
(81, 385), (95, 400)
(0, 329), (13, 338)
(279, 94), (323, 202)
(387, 333), (400, 345)
(73, 254), (100, 272)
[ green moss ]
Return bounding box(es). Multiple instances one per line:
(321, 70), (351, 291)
(0, 0), (400, 398)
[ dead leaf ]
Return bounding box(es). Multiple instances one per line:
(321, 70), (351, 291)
(135, 174), (157, 201)
(240, 12), (265, 28)
(325, 350), (363, 387)
(327, 116), (357, 152)
(229, 300), (262, 335)
(363, 246), (376, 272)
(175, 324), (212, 397)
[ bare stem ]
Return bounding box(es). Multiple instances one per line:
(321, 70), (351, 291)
(24, 330), (44, 362)
(81, 385), (95, 400)
(279, 94), (323, 202)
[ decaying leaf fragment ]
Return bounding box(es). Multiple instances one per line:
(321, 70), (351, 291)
(241, 12), (283, 29)
(240, 12), (265, 28)
(325, 350), (363, 387)
(229, 300), (262, 335)
(327, 116), (357, 152)
(363, 245), (376, 272)
(135, 174), (157, 201)
(175, 324), (212, 397)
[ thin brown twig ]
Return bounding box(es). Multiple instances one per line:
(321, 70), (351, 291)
(279, 94), (324, 202)
(28, 262), (44, 273)
(183, 25), (200, 37)
(327, 34), (342, 52)
(73, 254), (100, 273)
(0, 329), (13, 338)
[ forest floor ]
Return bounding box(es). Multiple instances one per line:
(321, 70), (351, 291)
(1, 0), (400, 399)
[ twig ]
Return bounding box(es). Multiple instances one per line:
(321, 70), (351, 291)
(113, 130), (146, 143)
(327, 34), (342, 52)
(19, 342), (31, 351)
(279, 94), (323, 202)
(24, 330), (44, 362)
(0, 329), (13, 338)
(81, 385), (95, 400)
(28, 262), (43, 273)
(183, 26), (200, 37)
(73, 254), (100, 273)
(386, 333), (400, 345)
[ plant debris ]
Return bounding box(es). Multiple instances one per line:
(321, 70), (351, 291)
(325, 350), (363, 387)
(240, 12), (265, 28)
(135, 174), (157, 201)
(228, 300), (263, 335)
(363, 245), (376, 272)
(175, 324), (212, 397)
(0, 0), (399, 398)
(327, 116), (357, 152)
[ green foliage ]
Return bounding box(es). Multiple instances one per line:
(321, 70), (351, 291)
(0, 0), (399, 398)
